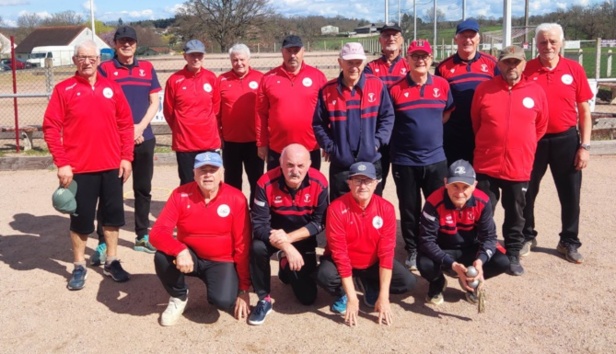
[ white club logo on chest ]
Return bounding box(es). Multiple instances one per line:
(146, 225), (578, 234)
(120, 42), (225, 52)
(522, 97), (535, 109)
(203, 83), (213, 92)
(103, 87), (113, 98)
(217, 204), (230, 217)
(561, 74), (573, 85)
(433, 88), (441, 97)
(302, 77), (313, 87)
(249, 81), (258, 90)
(372, 216), (383, 229)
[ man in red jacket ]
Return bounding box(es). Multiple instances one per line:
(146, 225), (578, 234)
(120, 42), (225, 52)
(471, 45), (548, 276)
(164, 39), (220, 185)
(316, 162), (415, 327)
(43, 40), (134, 291)
(150, 152), (251, 326)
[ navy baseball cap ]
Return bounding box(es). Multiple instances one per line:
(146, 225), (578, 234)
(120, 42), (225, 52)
(194, 152), (222, 169)
(348, 162), (377, 180)
(52, 180), (78, 214)
(282, 35), (303, 48)
(456, 19), (480, 34)
(184, 39), (206, 54)
(447, 160), (476, 185)
(114, 26), (137, 41)
(379, 23), (402, 33)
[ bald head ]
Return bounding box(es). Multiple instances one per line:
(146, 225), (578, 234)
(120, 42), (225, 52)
(280, 144), (311, 189)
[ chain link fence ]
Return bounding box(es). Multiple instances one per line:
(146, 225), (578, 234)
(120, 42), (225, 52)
(2, 37), (616, 153)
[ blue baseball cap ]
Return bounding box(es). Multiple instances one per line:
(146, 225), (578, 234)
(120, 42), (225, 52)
(348, 162), (377, 180)
(456, 19), (480, 34)
(194, 152), (222, 169)
(184, 39), (206, 54)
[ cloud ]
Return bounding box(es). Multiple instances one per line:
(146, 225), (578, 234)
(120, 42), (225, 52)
(18, 10), (51, 19)
(82, 0), (96, 12)
(0, 0), (29, 6)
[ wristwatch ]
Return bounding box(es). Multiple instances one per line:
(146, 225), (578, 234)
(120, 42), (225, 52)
(580, 143), (591, 151)
(238, 289), (249, 295)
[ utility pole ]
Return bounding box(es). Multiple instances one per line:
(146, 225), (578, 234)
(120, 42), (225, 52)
(414, 0), (417, 40)
(90, 0), (96, 40)
(385, 0), (389, 25)
(462, 0), (466, 20)
(433, 0), (438, 50)
(523, 0), (529, 45)
(503, 0), (512, 46)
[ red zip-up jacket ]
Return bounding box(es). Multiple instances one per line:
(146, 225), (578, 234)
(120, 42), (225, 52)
(150, 182), (251, 291)
(324, 193), (396, 278)
(471, 76), (549, 181)
(43, 74), (134, 173)
(163, 66), (220, 152)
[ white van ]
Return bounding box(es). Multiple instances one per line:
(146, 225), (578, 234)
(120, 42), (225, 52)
(27, 46), (74, 67)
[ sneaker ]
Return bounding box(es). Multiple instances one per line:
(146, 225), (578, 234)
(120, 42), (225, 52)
(248, 299), (273, 325)
(508, 255), (525, 276)
(103, 260), (130, 282)
(276, 251), (290, 284)
(67, 265), (87, 290)
(90, 243), (107, 266)
(557, 241), (584, 264)
(425, 276), (447, 305)
(405, 251), (418, 271)
(330, 294), (348, 315)
(355, 277), (378, 308)
(134, 235), (156, 254)
(520, 238), (538, 257)
(160, 294), (188, 327)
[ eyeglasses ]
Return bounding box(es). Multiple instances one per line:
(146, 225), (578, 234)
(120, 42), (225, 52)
(350, 178), (376, 186)
(75, 56), (98, 63)
(410, 54), (430, 61)
(117, 38), (136, 45)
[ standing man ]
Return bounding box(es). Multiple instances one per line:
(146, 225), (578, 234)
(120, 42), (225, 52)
(364, 23), (410, 190)
(150, 152), (251, 326)
(216, 43), (264, 203)
(418, 160), (509, 305)
(249, 144), (328, 326)
(164, 39), (220, 185)
(43, 40), (133, 290)
(256, 35), (327, 171)
(521, 23), (594, 264)
(316, 162), (415, 327)
(94, 25), (161, 259)
(313, 42), (394, 200)
(435, 19), (498, 165)
(388, 39), (454, 270)
(471, 45), (549, 276)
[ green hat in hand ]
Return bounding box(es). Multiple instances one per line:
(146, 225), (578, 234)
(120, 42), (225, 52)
(52, 180), (78, 215)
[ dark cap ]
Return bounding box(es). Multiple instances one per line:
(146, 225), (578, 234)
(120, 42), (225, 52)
(114, 26), (138, 42)
(282, 35), (303, 49)
(379, 23), (402, 33)
(52, 180), (78, 214)
(184, 39), (206, 54)
(499, 45), (526, 62)
(456, 19), (480, 34)
(446, 160), (476, 185)
(348, 162), (377, 180)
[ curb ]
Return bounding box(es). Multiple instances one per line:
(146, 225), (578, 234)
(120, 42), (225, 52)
(1, 141), (616, 171)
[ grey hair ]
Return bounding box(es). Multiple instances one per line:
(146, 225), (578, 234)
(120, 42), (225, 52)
(535, 23), (564, 43)
(228, 43), (251, 58)
(74, 40), (99, 56)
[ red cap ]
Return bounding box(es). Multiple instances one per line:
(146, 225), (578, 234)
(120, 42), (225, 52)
(407, 39), (432, 55)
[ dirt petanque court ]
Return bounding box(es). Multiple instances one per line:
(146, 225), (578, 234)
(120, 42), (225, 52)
(1, 151), (615, 352)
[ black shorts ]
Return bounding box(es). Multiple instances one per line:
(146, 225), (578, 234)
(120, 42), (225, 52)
(70, 169), (125, 234)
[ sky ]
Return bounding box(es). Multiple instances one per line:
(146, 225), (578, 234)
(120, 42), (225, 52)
(0, 0), (608, 27)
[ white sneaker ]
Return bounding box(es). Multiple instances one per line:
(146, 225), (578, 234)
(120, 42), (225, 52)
(160, 293), (188, 327)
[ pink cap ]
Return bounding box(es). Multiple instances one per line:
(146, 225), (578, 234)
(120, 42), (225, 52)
(340, 42), (366, 60)
(407, 39), (432, 55)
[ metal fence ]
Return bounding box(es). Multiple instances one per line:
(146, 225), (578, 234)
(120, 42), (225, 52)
(2, 38), (616, 153)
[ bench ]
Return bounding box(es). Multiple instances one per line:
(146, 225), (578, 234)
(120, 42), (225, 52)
(0, 125), (43, 151)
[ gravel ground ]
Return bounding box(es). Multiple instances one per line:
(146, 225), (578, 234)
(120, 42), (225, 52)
(1, 155), (615, 353)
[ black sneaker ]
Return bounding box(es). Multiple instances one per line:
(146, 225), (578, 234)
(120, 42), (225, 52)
(67, 265), (87, 290)
(557, 242), (584, 264)
(276, 251), (290, 284)
(354, 277), (378, 308)
(426, 275), (447, 305)
(508, 255), (525, 276)
(103, 260), (130, 282)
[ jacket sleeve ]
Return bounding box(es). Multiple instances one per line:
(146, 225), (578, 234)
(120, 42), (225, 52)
(535, 88), (549, 141)
(43, 85), (70, 168)
(475, 198), (497, 264)
(376, 201), (396, 270)
(250, 180), (272, 242)
(312, 87), (335, 154)
(419, 199), (455, 269)
(114, 85), (135, 162)
(233, 195), (252, 291)
(326, 202), (353, 278)
(150, 189), (188, 257)
(375, 84), (395, 149)
(305, 183), (328, 236)
(163, 76), (176, 128)
(255, 75), (269, 148)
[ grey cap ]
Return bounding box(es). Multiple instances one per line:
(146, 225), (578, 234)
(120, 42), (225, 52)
(348, 162), (377, 180)
(446, 160), (476, 185)
(184, 39), (206, 54)
(52, 180), (78, 214)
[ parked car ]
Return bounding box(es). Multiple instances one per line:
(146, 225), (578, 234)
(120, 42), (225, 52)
(0, 58), (30, 70)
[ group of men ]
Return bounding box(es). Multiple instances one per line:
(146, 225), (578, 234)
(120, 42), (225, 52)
(44, 19), (592, 327)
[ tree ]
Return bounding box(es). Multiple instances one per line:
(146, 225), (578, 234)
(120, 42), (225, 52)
(177, 0), (273, 52)
(424, 7), (445, 24)
(41, 11), (84, 26)
(118, 18), (124, 26)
